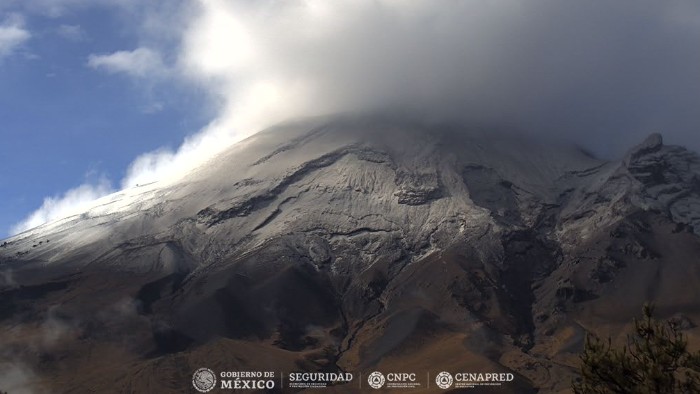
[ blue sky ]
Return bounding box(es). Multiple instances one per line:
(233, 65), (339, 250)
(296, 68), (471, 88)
(0, 3), (211, 237)
(2, 0), (699, 238)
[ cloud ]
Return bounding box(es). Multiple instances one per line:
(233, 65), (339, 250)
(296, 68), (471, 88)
(87, 47), (165, 77)
(56, 24), (86, 41)
(0, 0), (139, 18)
(115, 0), (700, 192)
(0, 268), (18, 290)
(174, 0), (700, 155)
(10, 0), (700, 233)
(0, 14), (30, 60)
(0, 361), (37, 394)
(10, 178), (113, 235)
(0, 307), (79, 394)
(141, 101), (164, 114)
(41, 306), (80, 348)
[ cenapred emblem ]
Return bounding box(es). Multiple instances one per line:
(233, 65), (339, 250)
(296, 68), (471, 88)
(435, 371), (453, 389)
(367, 371), (386, 389)
(192, 368), (217, 392)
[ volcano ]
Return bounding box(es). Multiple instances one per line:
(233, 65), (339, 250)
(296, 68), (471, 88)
(2, 116), (700, 393)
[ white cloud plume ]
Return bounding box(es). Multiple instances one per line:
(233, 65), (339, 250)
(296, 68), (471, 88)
(87, 47), (165, 77)
(10, 178), (113, 235)
(0, 14), (29, 60)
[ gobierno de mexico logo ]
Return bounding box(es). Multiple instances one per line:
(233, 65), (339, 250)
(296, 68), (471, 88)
(192, 368), (217, 393)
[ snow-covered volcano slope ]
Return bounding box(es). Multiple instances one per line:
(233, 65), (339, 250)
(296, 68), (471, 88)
(2, 117), (601, 271)
(2, 116), (700, 393)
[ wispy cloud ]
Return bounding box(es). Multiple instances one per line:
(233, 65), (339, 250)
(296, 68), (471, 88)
(0, 361), (37, 394)
(0, 268), (18, 290)
(87, 47), (165, 78)
(56, 24), (86, 41)
(10, 177), (113, 235)
(0, 14), (30, 61)
(0, 305), (81, 394)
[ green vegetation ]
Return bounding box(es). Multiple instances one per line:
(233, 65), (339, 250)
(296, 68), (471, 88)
(573, 305), (700, 393)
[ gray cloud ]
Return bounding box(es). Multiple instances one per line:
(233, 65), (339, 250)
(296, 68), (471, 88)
(179, 0), (700, 157)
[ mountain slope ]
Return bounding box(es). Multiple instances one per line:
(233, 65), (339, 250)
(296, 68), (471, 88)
(2, 117), (700, 393)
